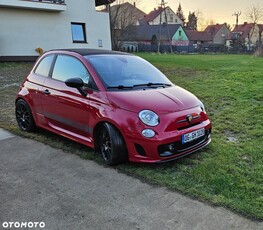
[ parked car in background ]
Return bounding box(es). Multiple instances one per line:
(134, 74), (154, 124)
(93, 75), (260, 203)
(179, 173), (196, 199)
(15, 49), (212, 165)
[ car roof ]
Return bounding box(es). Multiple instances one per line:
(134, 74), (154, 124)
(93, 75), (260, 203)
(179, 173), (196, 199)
(49, 49), (131, 56)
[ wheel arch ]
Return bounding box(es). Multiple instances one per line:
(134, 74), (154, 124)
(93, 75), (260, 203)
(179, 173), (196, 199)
(93, 120), (126, 152)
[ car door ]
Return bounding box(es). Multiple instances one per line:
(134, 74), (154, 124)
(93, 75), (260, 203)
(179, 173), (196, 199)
(42, 54), (93, 143)
(27, 54), (55, 126)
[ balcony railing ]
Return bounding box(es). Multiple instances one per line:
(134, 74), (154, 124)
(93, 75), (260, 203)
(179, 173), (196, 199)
(0, 0), (67, 12)
(34, 0), (65, 4)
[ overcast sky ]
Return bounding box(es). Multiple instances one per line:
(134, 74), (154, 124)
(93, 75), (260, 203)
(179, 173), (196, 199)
(138, 0), (263, 26)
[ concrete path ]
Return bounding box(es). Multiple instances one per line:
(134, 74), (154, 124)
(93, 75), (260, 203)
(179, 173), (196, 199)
(0, 128), (262, 230)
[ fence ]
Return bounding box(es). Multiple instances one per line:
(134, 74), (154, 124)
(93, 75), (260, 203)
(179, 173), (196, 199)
(134, 44), (255, 54)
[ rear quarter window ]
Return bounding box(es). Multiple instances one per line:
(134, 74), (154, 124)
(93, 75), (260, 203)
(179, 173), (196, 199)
(34, 55), (55, 77)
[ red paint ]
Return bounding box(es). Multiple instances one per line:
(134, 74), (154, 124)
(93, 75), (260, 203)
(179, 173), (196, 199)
(16, 49), (212, 163)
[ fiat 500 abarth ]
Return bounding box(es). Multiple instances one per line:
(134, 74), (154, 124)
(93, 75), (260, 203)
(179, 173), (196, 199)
(16, 49), (212, 165)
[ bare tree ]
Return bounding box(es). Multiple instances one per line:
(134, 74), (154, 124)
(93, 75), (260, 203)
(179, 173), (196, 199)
(194, 10), (213, 31)
(245, 4), (263, 49)
(245, 4), (263, 24)
(108, 0), (143, 50)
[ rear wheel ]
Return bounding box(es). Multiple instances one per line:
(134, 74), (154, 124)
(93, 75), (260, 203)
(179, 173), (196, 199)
(15, 99), (36, 132)
(99, 123), (128, 165)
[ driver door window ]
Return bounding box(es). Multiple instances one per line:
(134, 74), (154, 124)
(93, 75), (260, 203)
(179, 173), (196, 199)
(52, 55), (90, 84)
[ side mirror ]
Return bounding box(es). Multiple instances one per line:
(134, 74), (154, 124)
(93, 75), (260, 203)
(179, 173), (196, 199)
(65, 78), (87, 97)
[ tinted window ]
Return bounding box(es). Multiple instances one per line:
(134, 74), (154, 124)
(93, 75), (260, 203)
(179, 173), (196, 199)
(34, 55), (54, 77)
(52, 55), (90, 83)
(86, 55), (172, 89)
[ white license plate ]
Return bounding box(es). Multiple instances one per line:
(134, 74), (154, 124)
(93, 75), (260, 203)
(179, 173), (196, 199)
(182, 128), (205, 144)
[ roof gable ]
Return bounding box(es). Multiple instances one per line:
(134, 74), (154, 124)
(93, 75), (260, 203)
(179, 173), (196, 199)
(185, 30), (213, 41)
(232, 23), (254, 34)
(205, 24), (226, 36)
(141, 7), (164, 24)
(110, 2), (145, 16)
(257, 24), (263, 33)
(122, 24), (182, 41)
(96, 0), (115, 7)
(139, 6), (181, 25)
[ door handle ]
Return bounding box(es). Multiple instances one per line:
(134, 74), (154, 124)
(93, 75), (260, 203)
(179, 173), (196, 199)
(43, 89), (50, 95)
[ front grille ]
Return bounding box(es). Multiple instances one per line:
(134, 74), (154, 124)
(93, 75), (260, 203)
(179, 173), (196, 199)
(158, 129), (211, 157)
(177, 122), (201, 131)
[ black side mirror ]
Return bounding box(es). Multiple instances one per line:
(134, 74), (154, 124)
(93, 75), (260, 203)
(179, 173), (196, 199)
(65, 78), (87, 97)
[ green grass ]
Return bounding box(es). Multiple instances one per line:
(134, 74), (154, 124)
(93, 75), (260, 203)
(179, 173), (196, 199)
(0, 54), (262, 220)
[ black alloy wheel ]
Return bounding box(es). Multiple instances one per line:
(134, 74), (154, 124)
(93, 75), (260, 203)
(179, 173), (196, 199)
(100, 123), (128, 165)
(15, 99), (36, 132)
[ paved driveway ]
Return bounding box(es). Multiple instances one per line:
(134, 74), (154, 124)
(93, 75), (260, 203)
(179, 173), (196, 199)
(0, 129), (262, 230)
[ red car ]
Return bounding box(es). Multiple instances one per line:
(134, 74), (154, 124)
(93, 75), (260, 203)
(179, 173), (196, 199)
(16, 49), (212, 165)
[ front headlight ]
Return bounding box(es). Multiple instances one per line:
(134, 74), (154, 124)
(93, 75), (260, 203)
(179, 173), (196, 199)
(139, 110), (159, 126)
(199, 100), (206, 113)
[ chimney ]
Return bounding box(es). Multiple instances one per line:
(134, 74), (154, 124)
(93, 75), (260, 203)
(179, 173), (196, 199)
(133, 2), (135, 7)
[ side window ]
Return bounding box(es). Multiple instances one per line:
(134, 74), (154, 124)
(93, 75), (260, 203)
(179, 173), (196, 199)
(52, 55), (90, 84)
(34, 55), (54, 77)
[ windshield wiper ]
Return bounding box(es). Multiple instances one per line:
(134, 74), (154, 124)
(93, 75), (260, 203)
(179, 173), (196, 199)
(107, 85), (133, 90)
(133, 82), (172, 88)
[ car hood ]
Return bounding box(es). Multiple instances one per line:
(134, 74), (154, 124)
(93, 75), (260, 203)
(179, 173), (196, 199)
(107, 86), (200, 114)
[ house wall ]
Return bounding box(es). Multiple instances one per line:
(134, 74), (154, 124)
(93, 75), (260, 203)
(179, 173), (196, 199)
(0, 0), (112, 59)
(247, 25), (260, 46)
(213, 26), (231, 44)
(149, 7), (183, 26)
(171, 26), (189, 46)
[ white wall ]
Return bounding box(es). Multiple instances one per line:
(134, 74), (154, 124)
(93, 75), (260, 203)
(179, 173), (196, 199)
(149, 7), (183, 26)
(0, 0), (112, 57)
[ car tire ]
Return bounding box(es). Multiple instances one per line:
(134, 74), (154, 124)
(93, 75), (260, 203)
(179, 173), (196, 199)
(99, 123), (128, 165)
(15, 99), (36, 132)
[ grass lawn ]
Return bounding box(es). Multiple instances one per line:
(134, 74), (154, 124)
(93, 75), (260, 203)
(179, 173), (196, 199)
(0, 54), (262, 220)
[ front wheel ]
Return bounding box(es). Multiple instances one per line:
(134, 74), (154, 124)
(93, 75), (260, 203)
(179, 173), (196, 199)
(15, 99), (36, 132)
(99, 123), (128, 165)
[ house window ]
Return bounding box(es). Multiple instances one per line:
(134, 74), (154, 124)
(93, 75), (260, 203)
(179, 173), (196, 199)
(179, 30), (182, 36)
(71, 23), (86, 43)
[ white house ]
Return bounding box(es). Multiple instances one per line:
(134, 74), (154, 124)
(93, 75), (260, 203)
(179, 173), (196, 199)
(0, 0), (113, 61)
(137, 6), (183, 26)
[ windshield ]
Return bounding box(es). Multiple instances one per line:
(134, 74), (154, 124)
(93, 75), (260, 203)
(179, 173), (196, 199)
(85, 55), (172, 90)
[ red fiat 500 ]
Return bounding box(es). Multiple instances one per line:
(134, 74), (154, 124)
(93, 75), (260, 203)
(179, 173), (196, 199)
(16, 49), (212, 165)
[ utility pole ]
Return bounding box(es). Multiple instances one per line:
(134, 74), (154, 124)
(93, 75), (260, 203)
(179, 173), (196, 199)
(157, 0), (173, 53)
(232, 11), (241, 26)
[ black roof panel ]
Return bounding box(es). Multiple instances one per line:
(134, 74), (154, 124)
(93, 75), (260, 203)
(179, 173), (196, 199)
(50, 49), (130, 56)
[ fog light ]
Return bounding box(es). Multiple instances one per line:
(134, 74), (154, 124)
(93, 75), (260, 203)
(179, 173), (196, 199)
(168, 144), (175, 151)
(142, 129), (155, 138)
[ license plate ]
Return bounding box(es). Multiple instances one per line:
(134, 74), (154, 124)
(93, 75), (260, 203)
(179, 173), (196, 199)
(182, 128), (205, 144)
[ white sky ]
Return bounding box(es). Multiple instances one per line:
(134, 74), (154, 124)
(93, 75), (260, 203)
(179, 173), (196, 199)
(137, 0), (263, 26)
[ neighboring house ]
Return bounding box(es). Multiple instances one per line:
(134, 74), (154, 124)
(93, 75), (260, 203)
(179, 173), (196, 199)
(0, 0), (114, 61)
(226, 22), (260, 50)
(109, 2), (145, 29)
(204, 23), (231, 44)
(120, 24), (189, 51)
(138, 6), (183, 26)
(257, 24), (263, 46)
(105, 2), (145, 50)
(185, 31), (213, 47)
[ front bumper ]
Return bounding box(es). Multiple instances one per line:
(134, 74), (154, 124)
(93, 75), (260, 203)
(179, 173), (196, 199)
(125, 116), (212, 163)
